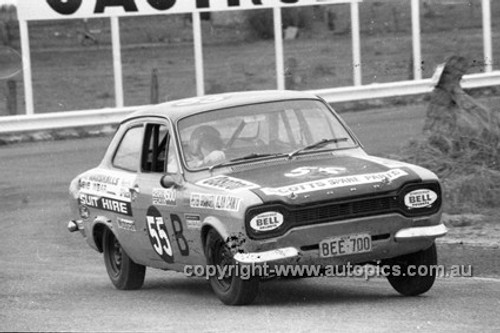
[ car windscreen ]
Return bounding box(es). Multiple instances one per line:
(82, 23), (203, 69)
(177, 99), (357, 170)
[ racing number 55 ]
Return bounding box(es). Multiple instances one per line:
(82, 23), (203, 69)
(145, 206), (190, 262)
(146, 206), (174, 263)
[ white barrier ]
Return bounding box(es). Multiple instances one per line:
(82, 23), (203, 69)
(0, 106), (139, 134)
(0, 71), (499, 134)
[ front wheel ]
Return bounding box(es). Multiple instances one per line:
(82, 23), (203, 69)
(204, 229), (259, 305)
(103, 228), (146, 290)
(384, 243), (438, 296)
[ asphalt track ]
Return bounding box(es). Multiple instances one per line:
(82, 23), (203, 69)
(1, 104), (499, 332)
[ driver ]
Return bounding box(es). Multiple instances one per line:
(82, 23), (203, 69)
(186, 125), (226, 168)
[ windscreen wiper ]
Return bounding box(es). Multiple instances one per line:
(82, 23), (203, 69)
(208, 152), (285, 171)
(288, 138), (349, 159)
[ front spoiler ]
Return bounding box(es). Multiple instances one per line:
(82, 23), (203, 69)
(233, 223), (448, 264)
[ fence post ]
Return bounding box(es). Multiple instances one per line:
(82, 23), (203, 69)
(411, 0), (422, 80)
(6, 79), (17, 115)
(482, 0), (493, 72)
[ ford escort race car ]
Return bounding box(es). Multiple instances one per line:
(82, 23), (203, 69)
(68, 90), (447, 305)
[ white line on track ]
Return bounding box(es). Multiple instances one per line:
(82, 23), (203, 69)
(471, 277), (500, 283)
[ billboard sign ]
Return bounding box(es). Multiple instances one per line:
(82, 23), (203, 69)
(18, 0), (360, 21)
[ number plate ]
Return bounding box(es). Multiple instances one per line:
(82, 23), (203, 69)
(319, 233), (372, 258)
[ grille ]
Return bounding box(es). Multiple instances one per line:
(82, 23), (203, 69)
(289, 196), (399, 228)
(246, 181), (441, 240)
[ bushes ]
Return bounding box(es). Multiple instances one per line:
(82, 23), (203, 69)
(443, 170), (500, 213)
(396, 56), (500, 214)
(246, 8), (315, 40)
(246, 9), (275, 40)
(398, 139), (500, 213)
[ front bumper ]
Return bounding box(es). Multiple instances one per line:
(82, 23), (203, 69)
(234, 247), (299, 264)
(394, 224), (448, 241)
(233, 221), (447, 265)
(67, 219), (84, 233)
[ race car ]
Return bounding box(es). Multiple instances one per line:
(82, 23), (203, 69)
(68, 90), (447, 305)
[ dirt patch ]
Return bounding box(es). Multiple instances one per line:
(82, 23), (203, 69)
(441, 212), (500, 248)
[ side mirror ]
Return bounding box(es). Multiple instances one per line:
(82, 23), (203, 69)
(160, 175), (181, 189)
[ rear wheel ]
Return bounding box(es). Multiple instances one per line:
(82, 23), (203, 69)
(103, 228), (145, 290)
(384, 243), (437, 296)
(204, 229), (259, 305)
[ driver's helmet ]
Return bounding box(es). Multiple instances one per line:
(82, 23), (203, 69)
(189, 125), (223, 155)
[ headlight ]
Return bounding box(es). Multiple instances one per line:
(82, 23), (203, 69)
(249, 211), (284, 232)
(398, 182), (441, 216)
(246, 206), (289, 239)
(404, 189), (438, 209)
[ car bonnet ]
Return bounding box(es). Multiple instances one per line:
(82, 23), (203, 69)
(196, 154), (425, 205)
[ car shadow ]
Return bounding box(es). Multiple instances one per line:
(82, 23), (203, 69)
(140, 274), (214, 298)
(137, 275), (434, 306)
(255, 277), (425, 306)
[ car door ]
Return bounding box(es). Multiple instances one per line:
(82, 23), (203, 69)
(130, 119), (194, 270)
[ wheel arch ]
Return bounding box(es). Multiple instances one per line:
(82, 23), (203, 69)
(92, 216), (113, 253)
(200, 216), (230, 253)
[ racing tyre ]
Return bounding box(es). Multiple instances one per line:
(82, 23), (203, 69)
(384, 243), (437, 296)
(204, 229), (259, 305)
(103, 228), (146, 290)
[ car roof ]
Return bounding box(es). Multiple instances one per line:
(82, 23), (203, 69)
(121, 90), (321, 124)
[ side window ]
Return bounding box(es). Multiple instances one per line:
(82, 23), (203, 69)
(113, 126), (144, 172)
(143, 124), (169, 173)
